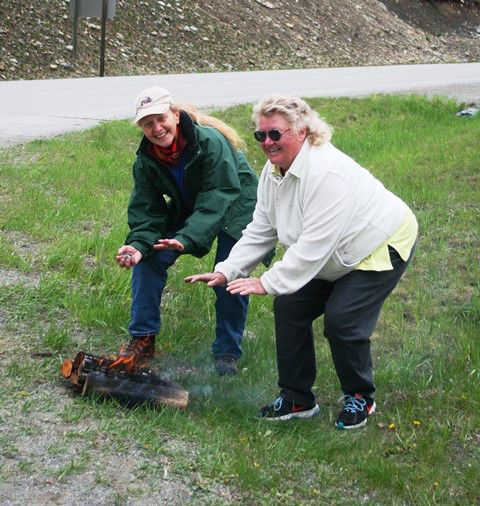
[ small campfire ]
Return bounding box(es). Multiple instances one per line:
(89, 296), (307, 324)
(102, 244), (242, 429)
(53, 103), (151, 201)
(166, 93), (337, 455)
(61, 351), (189, 409)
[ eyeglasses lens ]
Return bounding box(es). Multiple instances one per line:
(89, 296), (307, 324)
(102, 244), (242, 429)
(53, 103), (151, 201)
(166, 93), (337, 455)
(268, 130), (282, 141)
(253, 130), (267, 142)
(253, 129), (282, 142)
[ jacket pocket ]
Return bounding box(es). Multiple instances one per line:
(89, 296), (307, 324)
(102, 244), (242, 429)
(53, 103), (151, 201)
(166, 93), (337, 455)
(332, 249), (359, 269)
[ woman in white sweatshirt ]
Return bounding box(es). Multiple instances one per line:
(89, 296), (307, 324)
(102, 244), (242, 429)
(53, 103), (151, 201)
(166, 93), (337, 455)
(186, 94), (417, 430)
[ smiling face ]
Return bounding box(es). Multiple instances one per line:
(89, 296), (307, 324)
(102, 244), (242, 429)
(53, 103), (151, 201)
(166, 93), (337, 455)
(257, 113), (307, 172)
(139, 110), (180, 148)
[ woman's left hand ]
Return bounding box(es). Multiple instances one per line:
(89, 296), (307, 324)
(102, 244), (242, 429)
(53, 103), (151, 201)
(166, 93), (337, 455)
(154, 239), (185, 251)
(226, 277), (267, 296)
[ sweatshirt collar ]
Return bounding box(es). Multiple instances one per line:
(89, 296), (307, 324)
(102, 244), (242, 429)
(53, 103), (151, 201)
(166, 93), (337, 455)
(268, 140), (310, 179)
(286, 140), (311, 178)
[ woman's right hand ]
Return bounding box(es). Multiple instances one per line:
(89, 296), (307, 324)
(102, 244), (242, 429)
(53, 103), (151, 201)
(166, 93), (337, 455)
(184, 272), (227, 287)
(116, 245), (142, 269)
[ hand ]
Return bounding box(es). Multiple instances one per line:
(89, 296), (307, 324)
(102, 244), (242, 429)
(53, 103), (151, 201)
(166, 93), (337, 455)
(184, 272), (227, 287)
(116, 245), (142, 268)
(154, 239), (185, 251)
(226, 277), (267, 296)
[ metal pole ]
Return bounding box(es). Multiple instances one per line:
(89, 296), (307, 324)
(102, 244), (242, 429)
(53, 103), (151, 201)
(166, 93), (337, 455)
(99, 0), (108, 77)
(72, 0), (80, 59)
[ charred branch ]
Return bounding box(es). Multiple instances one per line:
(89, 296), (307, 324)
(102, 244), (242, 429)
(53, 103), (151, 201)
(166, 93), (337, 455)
(61, 351), (189, 409)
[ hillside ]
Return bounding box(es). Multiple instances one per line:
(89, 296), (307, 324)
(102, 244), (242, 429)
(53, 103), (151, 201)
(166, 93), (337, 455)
(0, 0), (480, 81)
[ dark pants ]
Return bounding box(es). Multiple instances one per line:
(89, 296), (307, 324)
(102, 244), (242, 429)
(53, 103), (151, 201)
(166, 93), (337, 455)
(273, 246), (414, 406)
(129, 230), (249, 360)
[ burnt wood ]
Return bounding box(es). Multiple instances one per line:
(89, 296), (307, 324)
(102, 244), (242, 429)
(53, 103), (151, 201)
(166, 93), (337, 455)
(61, 351), (189, 409)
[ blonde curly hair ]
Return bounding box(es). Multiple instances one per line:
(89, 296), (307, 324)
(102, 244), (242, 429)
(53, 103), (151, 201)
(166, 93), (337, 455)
(252, 94), (332, 146)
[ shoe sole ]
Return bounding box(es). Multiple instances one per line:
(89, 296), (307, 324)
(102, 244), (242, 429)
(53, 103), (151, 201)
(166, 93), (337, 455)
(263, 404), (320, 421)
(335, 401), (377, 430)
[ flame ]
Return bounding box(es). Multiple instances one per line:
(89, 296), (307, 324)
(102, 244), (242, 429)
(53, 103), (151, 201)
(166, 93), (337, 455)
(78, 336), (155, 373)
(108, 354), (138, 372)
(104, 336), (153, 372)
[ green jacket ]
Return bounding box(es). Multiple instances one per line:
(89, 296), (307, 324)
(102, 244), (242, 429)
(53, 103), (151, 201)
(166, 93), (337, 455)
(126, 112), (258, 258)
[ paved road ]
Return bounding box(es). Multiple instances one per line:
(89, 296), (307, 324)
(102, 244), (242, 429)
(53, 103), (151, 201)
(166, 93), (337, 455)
(0, 63), (479, 147)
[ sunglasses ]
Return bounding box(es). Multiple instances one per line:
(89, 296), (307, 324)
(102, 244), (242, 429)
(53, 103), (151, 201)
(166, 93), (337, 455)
(253, 128), (290, 142)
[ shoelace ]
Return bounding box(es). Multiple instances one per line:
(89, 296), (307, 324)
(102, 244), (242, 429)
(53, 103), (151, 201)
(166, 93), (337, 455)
(273, 397), (284, 412)
(342, 395), (366, 414)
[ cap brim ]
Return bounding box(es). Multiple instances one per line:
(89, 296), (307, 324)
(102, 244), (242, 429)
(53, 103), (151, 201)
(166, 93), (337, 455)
(133, 103), (171, 125)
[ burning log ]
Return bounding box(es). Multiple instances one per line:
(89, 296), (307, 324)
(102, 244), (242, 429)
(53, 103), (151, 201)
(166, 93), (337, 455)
(61, 351), (189, 409)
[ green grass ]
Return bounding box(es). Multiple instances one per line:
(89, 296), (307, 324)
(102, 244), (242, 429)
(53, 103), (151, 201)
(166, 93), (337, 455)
(0, 95), (479, 503)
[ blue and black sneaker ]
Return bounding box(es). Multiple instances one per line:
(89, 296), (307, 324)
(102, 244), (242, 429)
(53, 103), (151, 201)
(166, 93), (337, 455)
(335, 393), (376, 429)
(260, 396), (320, 421)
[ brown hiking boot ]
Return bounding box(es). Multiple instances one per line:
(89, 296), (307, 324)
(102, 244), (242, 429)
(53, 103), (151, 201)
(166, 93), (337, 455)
(118, 335), (156, 363)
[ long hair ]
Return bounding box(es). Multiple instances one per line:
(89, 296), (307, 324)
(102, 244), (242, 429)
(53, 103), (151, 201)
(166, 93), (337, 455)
(171, 103), (246, 151)
(252, 94), (332, 146)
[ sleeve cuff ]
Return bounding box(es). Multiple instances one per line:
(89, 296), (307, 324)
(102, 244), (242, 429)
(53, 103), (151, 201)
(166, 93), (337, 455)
(174, 235), (193, 254)
(214, 261), (246, 282)
(129, 241), (150, 257)
(259, 273), (277, 295)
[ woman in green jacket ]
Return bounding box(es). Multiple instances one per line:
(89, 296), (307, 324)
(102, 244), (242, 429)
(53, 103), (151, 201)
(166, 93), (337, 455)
(115, 86), (258, 376)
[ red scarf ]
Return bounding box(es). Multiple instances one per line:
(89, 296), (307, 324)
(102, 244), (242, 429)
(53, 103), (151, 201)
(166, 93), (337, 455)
(149, 127), (187, 166)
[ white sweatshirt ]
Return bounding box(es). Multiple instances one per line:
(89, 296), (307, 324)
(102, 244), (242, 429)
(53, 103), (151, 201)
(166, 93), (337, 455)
(215, 141), (409, 295)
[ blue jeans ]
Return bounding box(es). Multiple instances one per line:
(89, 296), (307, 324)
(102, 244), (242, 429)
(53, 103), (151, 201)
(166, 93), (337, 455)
(129, 230), (248, 360)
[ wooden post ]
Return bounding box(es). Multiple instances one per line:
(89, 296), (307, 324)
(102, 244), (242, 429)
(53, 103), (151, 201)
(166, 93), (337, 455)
(99, 0), (108, 77)
(72, 0), (80, 59)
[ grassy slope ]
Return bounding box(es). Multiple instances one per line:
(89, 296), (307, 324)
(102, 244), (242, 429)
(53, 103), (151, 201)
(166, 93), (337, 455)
(0, 95), (479, 503)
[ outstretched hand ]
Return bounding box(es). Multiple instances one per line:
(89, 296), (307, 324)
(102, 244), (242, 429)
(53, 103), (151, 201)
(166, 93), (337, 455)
(186, 274), (267, 295)
(116, 245), (142, 269)
(154, 239), (185, 251)
(226, 277), (267, 296)
(185, 272), (227, 288)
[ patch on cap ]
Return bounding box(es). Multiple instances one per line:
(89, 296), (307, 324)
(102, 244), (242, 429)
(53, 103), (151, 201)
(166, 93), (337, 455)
(133, 86), (172, 124)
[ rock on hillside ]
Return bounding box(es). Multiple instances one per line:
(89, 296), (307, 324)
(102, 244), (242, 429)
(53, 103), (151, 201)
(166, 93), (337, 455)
(0, 0), (479, 81)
